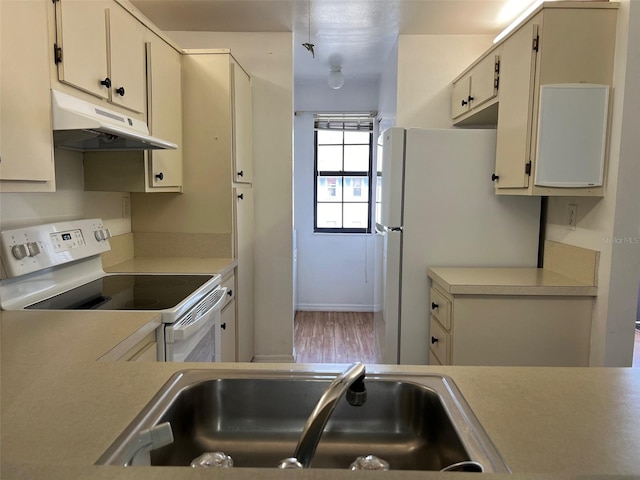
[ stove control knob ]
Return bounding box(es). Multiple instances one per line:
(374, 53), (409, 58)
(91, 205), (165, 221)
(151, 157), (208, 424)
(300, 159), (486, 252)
(11, 244), (28, 260)
(26, 242), (41, 257)
(94, 230), (105, 241)
(102, 228), (112, 240)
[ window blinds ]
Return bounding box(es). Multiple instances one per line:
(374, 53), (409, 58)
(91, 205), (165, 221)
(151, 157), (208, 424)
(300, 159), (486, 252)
(314, 113), (374, 131)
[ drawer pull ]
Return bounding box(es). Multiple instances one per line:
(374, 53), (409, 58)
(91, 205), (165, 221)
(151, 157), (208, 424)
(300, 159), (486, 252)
(221, 323), (227, 330)
(431, 302), (439, 310)
(431, 336), (439, 344)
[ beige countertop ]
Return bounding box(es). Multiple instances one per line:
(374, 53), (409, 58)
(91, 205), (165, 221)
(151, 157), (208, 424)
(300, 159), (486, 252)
(105, 257), (237, 278)
(428, 267), (598, 296)
(2, 310), (640, 478)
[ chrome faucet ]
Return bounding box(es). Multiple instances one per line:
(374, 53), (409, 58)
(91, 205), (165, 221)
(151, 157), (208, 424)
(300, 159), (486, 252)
(279, 362), (367, 469)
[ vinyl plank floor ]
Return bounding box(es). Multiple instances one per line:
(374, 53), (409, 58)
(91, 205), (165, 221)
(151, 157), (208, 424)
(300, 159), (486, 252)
(294, 311), (382, 364)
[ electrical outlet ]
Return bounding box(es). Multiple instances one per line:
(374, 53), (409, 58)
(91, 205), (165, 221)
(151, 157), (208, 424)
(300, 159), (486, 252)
(122, 197), (131, 219)
(567, 204), (577, 231)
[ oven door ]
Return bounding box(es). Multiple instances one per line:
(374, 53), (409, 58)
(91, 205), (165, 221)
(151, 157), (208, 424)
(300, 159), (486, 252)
(164, 287), (226, 362)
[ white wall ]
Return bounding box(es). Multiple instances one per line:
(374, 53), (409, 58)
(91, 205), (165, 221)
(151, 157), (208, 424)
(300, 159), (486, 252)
(396, 35), (494, 128)
(0, 149), (131, 235)
(294, 79), (379, 311)
(167, 31), (294, 360)
(377, 38), (399, 132)
(545, 0), (640, 367)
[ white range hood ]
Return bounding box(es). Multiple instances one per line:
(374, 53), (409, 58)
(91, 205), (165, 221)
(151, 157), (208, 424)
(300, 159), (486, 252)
(51, 89), (177, 151)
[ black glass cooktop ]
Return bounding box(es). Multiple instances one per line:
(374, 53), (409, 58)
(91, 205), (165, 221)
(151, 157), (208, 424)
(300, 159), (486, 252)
(26, 274), (214, 311)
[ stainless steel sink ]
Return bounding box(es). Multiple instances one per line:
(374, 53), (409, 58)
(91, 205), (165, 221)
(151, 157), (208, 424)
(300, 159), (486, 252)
(97, 369), (509, 472)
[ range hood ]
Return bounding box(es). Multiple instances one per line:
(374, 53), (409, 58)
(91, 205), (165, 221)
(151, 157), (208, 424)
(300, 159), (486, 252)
(51, 89), (177, 151)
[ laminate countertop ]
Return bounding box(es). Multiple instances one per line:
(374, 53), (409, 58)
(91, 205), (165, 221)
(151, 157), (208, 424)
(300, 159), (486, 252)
(428, 267), (598, 296)
(105, 257), (237, 278)
(2, 310), (640, 479)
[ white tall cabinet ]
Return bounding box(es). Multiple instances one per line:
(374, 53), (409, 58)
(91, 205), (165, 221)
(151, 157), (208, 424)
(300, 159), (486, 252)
(131, 49), (255, 362)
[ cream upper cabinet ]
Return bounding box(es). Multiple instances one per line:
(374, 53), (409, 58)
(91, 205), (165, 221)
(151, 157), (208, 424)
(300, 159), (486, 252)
(492, 4), (617, 196)
(231, 60), (253, 184)
(107, 3), (146, 113)
(452, 51), (500, 122)
(55, 0), (146, 113)
(452, 3), (617, 196)
(83, 32), (183, 193)
(0, 0), (55, 192)
(145, 33), (183, 190)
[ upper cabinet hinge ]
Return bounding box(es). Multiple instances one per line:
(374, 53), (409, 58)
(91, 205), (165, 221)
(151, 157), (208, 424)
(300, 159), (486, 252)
(494, 59), (500, 74)
(525, 161), (532, 175)
(532, 35), (539, 52)
(494, 77), (500, 90)
(54, 44), (62, 64)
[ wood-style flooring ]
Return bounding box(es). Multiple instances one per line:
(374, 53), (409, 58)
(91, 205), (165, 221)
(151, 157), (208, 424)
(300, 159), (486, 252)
(294, 311), (381, 364)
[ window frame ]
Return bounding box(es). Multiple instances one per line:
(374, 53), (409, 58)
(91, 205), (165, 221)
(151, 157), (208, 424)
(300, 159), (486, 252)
(313, 128), (374, 234)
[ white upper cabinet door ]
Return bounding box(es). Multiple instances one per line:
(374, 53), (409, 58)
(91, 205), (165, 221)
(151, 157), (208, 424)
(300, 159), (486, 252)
(0, 0), (55, 191)
(494, 21), (539, 189)
(56, 0), (110, 100)
(146, 35), (183, 189)
(451, 75), (471, 119)
(108, 4), (146, 113)
(469, 53), (500, 111)
(232, 61), (253, 184)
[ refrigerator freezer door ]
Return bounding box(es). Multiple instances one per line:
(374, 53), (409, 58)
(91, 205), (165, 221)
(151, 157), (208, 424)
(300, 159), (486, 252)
(374, 228), (402, 364)
(397, 128), (540, 365)
(378, 128), (406, 228)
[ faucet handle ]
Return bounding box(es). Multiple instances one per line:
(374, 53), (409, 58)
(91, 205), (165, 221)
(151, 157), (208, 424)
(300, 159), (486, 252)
(350, 455), (390, 470)
(277, 457), (303, 469)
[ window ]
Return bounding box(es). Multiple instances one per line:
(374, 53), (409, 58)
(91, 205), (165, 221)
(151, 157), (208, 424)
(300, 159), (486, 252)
(314, 114), (374, 233)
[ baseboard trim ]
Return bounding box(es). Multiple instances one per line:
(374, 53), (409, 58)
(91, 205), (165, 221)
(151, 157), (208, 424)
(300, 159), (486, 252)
(296, 304), (375, 312)
(252, 354), (295, 363)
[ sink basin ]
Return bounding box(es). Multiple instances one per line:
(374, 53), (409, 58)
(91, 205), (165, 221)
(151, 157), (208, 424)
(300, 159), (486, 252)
(97, 369), (509, 472)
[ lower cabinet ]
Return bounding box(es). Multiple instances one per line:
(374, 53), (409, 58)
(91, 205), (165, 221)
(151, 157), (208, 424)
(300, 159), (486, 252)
(220, 271), (237, 362)
(428, 285), (593, 366)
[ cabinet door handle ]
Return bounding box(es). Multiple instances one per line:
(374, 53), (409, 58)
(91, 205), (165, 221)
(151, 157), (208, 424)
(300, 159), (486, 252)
(227, 289), (233, 296)
(431, 302), (439, 310)
(237, 193), (244, 200)
(237, 170), (244, 177)
(491, 173), (500, 182)
(431, 336), (439, 344)
(155, 172), (164, 181)
(221, 322), (227, 330)
(115, 86), (125, 96)
(100, 77), (111, 88)
(461, 99), (468, 106)
(468, 95), (474, 102)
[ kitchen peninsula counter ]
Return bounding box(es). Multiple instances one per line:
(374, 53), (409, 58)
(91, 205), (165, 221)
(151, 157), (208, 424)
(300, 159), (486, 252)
(2, 310), (640, 479)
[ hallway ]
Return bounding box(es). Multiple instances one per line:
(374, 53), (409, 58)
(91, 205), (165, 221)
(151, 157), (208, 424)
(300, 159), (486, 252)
(294, 311), (381, 364)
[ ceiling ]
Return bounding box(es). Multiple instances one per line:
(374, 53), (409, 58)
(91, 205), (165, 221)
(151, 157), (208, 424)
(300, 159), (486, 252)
(131, 0), (530, 84)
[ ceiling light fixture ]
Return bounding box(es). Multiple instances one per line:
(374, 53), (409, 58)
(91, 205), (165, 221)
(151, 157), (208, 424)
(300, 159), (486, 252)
(328, 65), (344, 90)
(301, 0), (315, 58)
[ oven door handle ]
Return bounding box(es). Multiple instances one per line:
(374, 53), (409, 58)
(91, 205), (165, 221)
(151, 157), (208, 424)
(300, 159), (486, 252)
(168, 287), (227, 342)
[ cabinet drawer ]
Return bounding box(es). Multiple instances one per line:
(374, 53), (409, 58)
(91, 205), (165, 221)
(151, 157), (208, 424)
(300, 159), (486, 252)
(221, 273), (235, 308)
(429, 316), (450, 365)
(429, 287), (452, 330)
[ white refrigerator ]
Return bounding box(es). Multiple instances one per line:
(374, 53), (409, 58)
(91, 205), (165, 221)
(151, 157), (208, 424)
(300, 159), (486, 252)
(374, 128), (541, 365)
